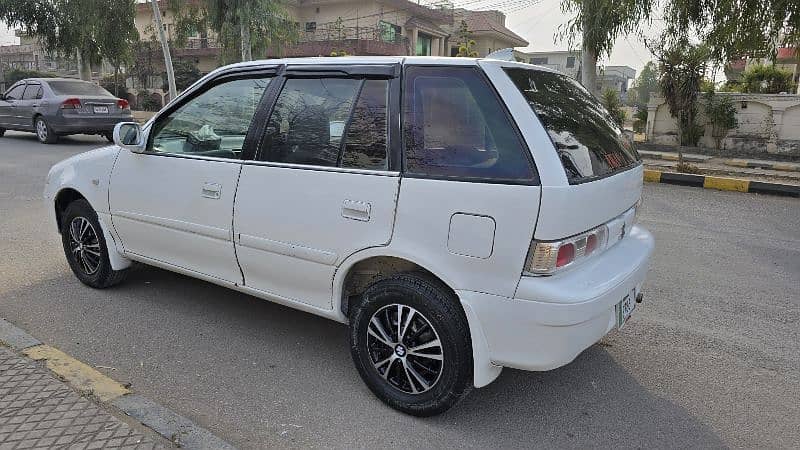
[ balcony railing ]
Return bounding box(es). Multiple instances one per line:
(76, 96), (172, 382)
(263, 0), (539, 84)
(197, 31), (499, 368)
(299, 25), (407, 46)
(184, 37), (220, 49)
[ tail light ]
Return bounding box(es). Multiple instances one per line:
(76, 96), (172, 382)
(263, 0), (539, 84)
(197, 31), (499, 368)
(525, 225), (609, 275)
(60, 98), (82, 109)
(117, 99), (130, 110)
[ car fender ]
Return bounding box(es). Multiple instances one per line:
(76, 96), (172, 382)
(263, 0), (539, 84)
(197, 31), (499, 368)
(332, 246), (501, 388)
(44, 145), (131, 270)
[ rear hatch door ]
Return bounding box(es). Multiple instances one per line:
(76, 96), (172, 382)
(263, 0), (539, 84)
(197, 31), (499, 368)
(500, 65), (643, 239)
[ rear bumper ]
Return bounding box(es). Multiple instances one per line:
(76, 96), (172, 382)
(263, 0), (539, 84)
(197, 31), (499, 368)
(460, 225), (654, 373)
(49, 114), (131, 134)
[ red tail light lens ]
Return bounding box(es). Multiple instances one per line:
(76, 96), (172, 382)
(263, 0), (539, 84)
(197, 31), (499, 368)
(60, 98), (82, 109)
(556, 243), (575, 267)
(117, 99), (130, 110)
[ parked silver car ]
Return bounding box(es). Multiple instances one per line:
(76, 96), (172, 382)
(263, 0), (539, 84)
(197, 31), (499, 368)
(0, 78), (132, 144)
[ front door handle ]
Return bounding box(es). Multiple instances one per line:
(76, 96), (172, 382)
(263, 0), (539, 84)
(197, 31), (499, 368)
(201, 182), (222, 199)
(342, 199), (370, 221)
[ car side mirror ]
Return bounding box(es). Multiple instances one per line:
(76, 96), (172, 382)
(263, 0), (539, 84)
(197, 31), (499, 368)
(113, 122), (146, 153)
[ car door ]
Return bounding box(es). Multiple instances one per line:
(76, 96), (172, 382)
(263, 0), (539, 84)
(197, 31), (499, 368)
(0, 83), (26, 128)
(109, 68), (276, 284)
(17, 82), (41, 129)
(234, 64), (401, 310)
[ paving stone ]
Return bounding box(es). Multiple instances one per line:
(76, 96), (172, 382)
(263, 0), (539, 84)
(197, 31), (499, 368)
(0, 347), (163, 449)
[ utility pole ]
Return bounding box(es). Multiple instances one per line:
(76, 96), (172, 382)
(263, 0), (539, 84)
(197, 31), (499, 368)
(150, 0), (177, 101)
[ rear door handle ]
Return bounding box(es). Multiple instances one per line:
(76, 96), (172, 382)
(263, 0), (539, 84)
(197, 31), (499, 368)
(201, 182), (222, 199)
(342, 199), (370, 221)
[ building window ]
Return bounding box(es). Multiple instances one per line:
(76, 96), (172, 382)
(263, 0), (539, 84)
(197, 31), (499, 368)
(566, 56), (575, 68)
(531, 57), (548, 65)
(415, 32), (433, 56)
(379, 21), (401, 44)
(305, 22), (316, 32)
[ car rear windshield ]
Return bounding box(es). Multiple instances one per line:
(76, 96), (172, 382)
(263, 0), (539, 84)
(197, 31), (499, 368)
(47, 80), (112, 97)
(504, 68), (640, 184)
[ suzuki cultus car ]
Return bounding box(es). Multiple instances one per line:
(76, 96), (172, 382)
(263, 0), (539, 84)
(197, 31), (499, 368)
(45, 57), (654, 416)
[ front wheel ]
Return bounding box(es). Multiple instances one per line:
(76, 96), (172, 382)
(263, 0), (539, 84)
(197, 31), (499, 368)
(35, 116), (58, 144)
(349, 273), (473, 416)
(60, 199), (127, 288)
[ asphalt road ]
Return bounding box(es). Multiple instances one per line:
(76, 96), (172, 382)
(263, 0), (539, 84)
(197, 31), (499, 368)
(1, 131), (798, 449)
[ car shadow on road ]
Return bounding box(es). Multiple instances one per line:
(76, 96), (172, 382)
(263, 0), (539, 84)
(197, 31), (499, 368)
(2, 131), (109, 147)
(3, 265), (725, 448)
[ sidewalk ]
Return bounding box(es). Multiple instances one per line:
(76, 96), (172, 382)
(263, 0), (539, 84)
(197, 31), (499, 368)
(0, 346), (163, 449)
(0, 318), (235, 450)
(638, 150), (800, 187)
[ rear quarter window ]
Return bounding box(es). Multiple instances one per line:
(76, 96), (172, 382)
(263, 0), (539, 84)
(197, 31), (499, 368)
(504, 68), (640, 184)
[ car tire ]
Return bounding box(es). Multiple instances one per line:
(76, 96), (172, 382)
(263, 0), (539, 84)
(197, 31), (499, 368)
(0, 127), (5, 137)
(60, 199), (127, 289)
(103, 132), (114, 143)
(35, 116), (58, 144)
(349, 272), (473, 416)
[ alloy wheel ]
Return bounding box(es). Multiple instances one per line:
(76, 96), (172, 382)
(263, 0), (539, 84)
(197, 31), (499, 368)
(366, 304), (444, 394)
(36, 119), (47, 141)
(68, 217), (101, 275)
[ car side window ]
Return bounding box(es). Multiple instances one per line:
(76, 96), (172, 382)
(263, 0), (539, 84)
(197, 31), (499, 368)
(262, 78), (360, 167)
(148, 76), (271, 159)
(4, 84), (25, 100)
(341, 79), (389, 170)
(22, 84), (41, 100)
(402, 66), (536, 183)
(261, 77), (389, 170)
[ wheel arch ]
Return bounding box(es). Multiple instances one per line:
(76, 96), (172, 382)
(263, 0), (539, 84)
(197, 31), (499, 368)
(334, 249), (502, 389)
(52, 186), (131, 271)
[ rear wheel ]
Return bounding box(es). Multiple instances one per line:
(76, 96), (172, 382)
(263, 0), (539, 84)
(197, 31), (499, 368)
(349, 273), (473, 416)
(103, 131), (114, 143)
(60, 199), (127, 288)
(0, 127), (5, 137)
(35, 116), (58, 144)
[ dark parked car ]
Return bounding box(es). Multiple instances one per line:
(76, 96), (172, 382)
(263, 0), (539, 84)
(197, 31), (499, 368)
(0, 78), (132, 144)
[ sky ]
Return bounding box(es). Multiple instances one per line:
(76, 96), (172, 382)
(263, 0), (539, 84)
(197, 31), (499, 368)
(0, 0), (666, 78)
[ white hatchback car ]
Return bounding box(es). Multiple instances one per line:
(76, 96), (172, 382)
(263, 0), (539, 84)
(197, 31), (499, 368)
(45, 57), (654, 416)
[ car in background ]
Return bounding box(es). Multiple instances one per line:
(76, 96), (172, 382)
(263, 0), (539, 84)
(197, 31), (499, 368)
(0, 78), (131, 144)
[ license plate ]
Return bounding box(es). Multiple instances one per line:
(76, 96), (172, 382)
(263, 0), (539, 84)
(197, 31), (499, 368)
(93, 106), (109, 114)
(616, 290), (636, 329)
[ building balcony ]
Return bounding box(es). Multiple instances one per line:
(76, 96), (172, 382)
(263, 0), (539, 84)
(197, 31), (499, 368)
(273, 25), (410, 57)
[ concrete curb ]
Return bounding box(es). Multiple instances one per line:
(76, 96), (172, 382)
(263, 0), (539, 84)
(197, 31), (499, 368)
(643, 169), (800, 197)
(724, 159), (800, 173)
(0, 317), (236, 449)
(638, 150), (712, 162)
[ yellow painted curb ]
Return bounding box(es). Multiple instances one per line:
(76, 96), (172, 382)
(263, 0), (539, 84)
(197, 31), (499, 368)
(727, 159), (749, 167)
(23, 345), (130, 402)
(661, 153), (680, 161)
(643, 169), (662, 183)
(703, 176), (750, 192)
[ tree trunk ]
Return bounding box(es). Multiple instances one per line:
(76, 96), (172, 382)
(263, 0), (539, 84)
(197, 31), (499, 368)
(76, 49), (91, 81)
(240, 7), (252, 62)
(150, 0), (177, 101)
(581, 46), (598, 97)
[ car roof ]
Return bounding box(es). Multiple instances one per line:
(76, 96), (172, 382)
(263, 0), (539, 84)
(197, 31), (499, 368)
(212, 56), (552, 76)
(24, 77), (89, 83)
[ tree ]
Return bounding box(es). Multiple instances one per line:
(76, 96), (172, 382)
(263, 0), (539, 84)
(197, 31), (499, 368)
(172, 0), (297, 63)
(656, 41), (709, 148)
(97, 0), (138, 96)
(173, 60), (202, 91)
(632, 61), (658, 108)
(703, 89), (737, 150)
(663, 0), (799, 65)
(454, 20), (478, 58)
(739, 64), (796, 94)
(559, 0), (653, 96)
(601, 89), (626, 127)
(0, 0), (137, 81)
